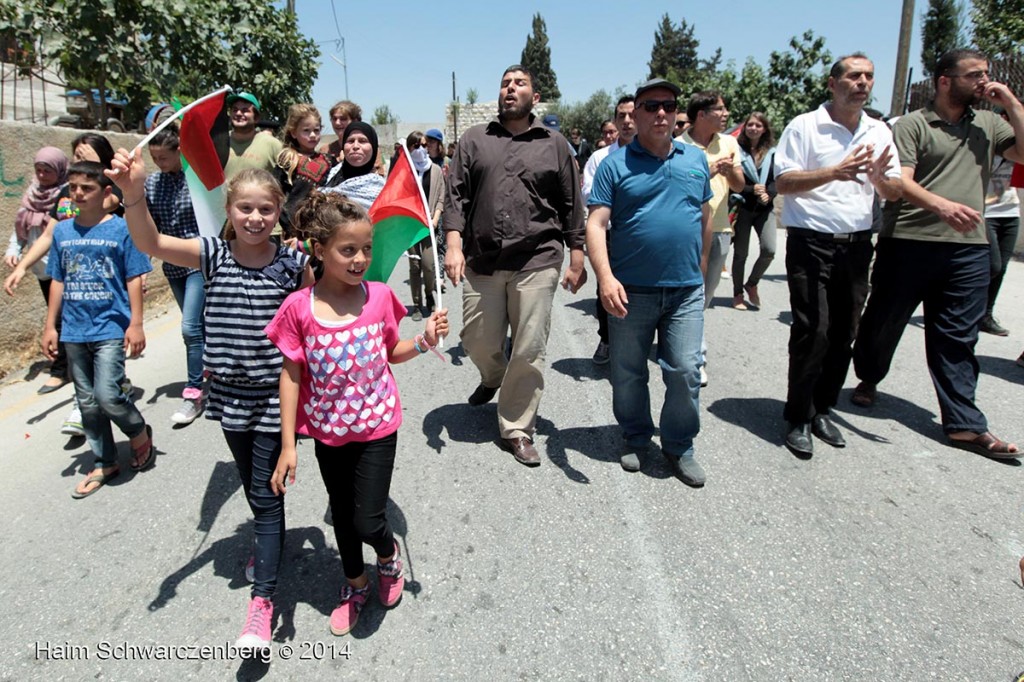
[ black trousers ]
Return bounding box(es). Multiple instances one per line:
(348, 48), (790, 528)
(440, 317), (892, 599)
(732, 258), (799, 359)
(853, 239), (989, 433)
(315, 433), (398, 580)
(784, 231), (872, 423)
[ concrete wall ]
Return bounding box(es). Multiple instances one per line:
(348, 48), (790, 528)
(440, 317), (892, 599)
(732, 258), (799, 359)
(0, 121), (171, 383)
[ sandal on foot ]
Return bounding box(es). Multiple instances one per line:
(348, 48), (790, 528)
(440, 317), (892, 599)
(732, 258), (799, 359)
(130, 425), (155, 471)
(72, 468), (120, 499)
(947, 432), (1021, 460)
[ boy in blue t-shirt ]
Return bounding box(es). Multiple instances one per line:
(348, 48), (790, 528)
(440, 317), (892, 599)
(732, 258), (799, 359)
(42, 161), (155, 499)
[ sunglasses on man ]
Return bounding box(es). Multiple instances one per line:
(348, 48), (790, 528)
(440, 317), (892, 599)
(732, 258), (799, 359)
(638, 99), (678, 113)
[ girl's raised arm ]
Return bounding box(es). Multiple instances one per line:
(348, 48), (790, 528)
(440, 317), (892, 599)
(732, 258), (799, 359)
(107, 148), (201, 270)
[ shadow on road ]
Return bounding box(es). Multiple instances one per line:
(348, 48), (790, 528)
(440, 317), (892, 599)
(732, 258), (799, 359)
(549, 357), (607, 382)
(422, 402), (498, 453)
(146, 380), (187, 406)
(978, 354), (1024, 386)
(707, 397), (784, 447)
(197, 460), (243, 533)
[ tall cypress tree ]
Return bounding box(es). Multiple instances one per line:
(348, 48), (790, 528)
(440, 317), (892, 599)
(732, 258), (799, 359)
(520, 13), (561, 102)
(971, 0), (1024, 60)
(921, 0), (965, 76)
(647, 14), (701, 83)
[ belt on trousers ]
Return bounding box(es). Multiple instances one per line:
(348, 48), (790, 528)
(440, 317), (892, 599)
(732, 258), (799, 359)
(787, 227), (872, 243)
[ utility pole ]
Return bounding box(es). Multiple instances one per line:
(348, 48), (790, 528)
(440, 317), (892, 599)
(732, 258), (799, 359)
(452, 71), (459, 142)
(890, 0), (915, 117)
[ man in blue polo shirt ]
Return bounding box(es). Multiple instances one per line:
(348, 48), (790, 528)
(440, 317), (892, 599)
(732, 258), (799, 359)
(587, 78), (712, 485)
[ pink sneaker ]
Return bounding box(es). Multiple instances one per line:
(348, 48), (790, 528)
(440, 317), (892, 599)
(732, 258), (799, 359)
(235, 596), (273, 650)
(377, 541), (405, 607)
(329, 583), (369, 636)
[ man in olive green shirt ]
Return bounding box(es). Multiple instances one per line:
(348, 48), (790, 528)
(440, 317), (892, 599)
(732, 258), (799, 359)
(852, 49), (1024, 459)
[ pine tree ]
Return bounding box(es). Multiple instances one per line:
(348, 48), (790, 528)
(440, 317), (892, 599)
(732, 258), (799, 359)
(971, 0), (1024, 59)
(520, 13), (561, 102)
(921, 0), (965, 76)
(646, 14), (701, 84)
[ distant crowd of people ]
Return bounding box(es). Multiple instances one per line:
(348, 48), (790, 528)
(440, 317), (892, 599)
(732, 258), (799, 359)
(3, 46), (1022, 654)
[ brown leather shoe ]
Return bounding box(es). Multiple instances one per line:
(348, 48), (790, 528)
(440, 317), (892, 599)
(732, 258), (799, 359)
(500, 437), (540, 467)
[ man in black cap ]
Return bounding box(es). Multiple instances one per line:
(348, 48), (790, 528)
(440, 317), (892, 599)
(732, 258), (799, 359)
(586, 78), (712, 484)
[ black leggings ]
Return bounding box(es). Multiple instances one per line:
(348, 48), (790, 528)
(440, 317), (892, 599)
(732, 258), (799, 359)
(315, 433), (398, 580)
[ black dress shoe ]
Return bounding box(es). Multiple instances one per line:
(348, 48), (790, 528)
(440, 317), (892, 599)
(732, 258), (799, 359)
(467, 383), (499, 406)
(812, 413), (846, 448)
(785, 422), (814, 457)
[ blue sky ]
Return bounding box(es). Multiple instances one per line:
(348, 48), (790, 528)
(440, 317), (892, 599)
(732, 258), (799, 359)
(296, 0), (931, 127)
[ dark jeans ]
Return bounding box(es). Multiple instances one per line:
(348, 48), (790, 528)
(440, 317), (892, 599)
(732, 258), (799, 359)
(596, 230), (609, 344)
(595, 284), (608, 344)
(222, 429), (285, 599)
(853, 239), (989, 433)
(731, 206), (776, 295)
(784, 231), (872, 423)
(985, 216), (1020, 317)
(39, 278), (68, 379)
(66, 339), (147, 468)
(315, 433), (398, 580)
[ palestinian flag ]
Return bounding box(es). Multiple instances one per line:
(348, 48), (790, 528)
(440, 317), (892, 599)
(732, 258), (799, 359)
(365, 142), (433, 285)
(174, 88), (231, 237)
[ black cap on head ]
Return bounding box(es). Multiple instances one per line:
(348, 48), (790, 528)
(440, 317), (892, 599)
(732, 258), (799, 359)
(635, 78), (681, 101)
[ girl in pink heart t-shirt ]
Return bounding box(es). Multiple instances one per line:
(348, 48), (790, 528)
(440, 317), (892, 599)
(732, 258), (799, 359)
(265, 190), (448, 637)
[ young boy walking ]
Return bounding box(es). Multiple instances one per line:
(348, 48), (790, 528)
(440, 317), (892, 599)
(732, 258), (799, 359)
(42, 161), (154, 499)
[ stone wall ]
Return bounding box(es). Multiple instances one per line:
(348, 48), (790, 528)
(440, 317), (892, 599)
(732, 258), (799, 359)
(0, 121), (170, 383)
(444, 100), (551, 143)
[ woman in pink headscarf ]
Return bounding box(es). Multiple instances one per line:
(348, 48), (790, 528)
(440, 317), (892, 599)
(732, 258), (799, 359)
(5, 146), (70, 392)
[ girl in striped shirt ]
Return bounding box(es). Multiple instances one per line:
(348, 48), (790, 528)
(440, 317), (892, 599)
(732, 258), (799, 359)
(108, 152), (313, 653)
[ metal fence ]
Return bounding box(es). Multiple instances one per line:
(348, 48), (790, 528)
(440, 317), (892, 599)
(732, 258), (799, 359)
(908, 54), (1024, 113)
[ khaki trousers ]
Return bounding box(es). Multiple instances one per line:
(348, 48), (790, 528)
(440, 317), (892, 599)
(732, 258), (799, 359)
(461, 266), (560, 439)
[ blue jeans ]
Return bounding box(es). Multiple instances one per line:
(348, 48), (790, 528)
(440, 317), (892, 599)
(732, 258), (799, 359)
(608, 284), (704, 458)
(167, 272), (206, 391)
(222, 429), (284, 599)
(65, 339), (147, 469)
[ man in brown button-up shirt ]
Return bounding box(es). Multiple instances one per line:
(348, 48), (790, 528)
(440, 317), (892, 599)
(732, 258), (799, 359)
(443, 63), (587, 467)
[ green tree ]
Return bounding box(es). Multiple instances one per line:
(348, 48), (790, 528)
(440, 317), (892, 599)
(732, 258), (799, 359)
(0, 0), (319, 127)
(647, 14), (700, 83)
(466, 88), (478, 105)
(520, 13), (561, 101)
(921, 0), (966, 76)
(549, 89), (614, 147)
(371, 105), (397, 126)
(971, 0), (1024, 59)
(764, 31), (832, 126)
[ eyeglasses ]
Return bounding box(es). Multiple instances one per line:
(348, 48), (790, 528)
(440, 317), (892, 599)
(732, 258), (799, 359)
(948, 70), (990, 81)
(638, 99), (678, 113)
(674, 120), (688, 127)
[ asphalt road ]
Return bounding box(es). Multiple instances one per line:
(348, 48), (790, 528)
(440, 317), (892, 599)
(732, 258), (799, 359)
(1, 232), (1023, 681)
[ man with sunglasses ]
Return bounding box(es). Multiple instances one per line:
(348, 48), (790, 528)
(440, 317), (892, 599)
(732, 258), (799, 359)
(679, 91), (744, 388)
(774, 52), (903, 458)
(587, 79), (712, 484)
(852, 49), (1024, 459)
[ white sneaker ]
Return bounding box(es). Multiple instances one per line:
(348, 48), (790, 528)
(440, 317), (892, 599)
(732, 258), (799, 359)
(61, 407), (84, 437)
(699, 366), (708, 387)
(170, 395), (204, 425)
